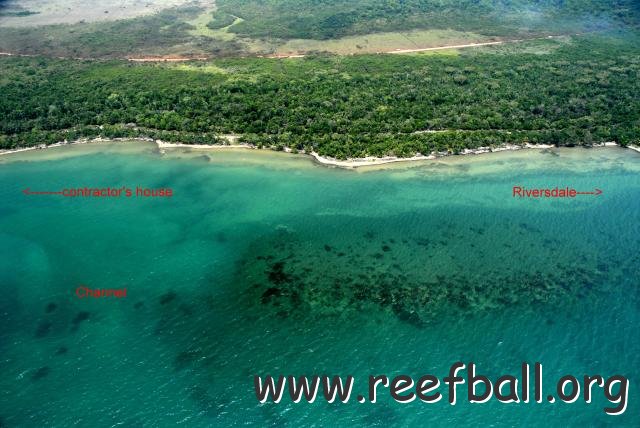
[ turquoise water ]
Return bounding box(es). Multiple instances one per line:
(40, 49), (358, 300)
(0, 142), (639, 427)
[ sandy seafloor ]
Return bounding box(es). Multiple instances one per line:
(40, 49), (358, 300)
(0, 141), (639, 426)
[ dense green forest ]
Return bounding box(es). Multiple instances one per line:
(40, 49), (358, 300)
(219, 0), (640, 39)
(1, 34), (639, 159)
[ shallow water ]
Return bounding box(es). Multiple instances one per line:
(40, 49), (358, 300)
(0, 142), (639, 426)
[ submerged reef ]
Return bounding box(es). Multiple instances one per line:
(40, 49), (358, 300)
(233, 221), (617, 327)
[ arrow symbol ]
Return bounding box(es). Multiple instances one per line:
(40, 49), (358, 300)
(22, 188), (63, 196)
(576, 188), (602, 196)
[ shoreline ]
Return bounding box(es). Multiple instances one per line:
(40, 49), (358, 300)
(307, 142), (628, 168)
(0, 137), (636, 169)
(0, 137), (152, 156)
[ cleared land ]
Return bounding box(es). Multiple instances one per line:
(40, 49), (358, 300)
(0, 0), (210, 27)
(0, 32), (575, 61)
(275, 29), (493, 56)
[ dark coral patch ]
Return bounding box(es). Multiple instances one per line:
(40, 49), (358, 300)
(35, 320), (53, 338)
(261, 287), (282, 304)
(174, 349), (202, 371)
(188, 385), (223, 417)
(70, 311), (91, 332)
(72, 311), (90, 326)
(31, 367), (51, 381)
(267, 262), (291, 285)
(159, 291), (177, 305)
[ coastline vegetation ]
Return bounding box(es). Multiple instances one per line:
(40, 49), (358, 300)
(1, 33), (639, 159)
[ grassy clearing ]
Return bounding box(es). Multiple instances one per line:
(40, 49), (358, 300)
(184, 7), (276, 54)
(474, 36), (574, 56)
(167, 63), (228, 74)
(414, 49), (461, 57)
(186, 8), (243, 40)
(275, 29), (491, 55)
(206, 11), (237, 30)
